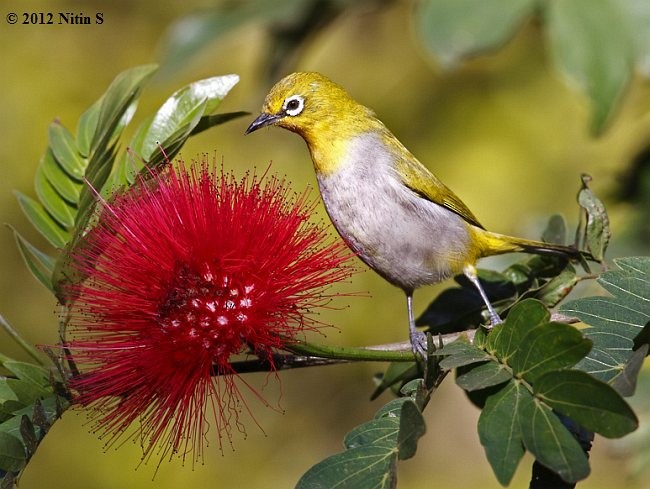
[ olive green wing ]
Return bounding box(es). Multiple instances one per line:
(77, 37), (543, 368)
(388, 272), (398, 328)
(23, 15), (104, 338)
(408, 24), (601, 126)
(395, 153), (484, 229)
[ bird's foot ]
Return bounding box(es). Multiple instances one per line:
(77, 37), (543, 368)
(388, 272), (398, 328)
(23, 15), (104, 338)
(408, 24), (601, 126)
(486, 311), (503, 329)
(409, 330), (428, 359)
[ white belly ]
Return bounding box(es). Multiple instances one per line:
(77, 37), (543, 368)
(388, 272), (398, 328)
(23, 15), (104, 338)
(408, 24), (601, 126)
(316, 134), (471, 291)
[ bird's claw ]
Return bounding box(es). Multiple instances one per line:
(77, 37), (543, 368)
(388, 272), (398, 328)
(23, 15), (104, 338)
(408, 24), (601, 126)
(486, 311), (503, 329)
(409, 330), (429, 360)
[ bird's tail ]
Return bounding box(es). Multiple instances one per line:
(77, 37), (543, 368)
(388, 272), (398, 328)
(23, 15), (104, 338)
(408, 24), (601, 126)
(475, 229), (590, 267)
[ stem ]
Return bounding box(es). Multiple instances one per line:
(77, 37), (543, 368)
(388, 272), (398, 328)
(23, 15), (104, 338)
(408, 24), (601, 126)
(285, 328), (478, 362)
(0, 313), (46, 366)
(284, 340), (417, 362)
(222, 341), (416, 376)
(220, 330), (478, 376)
(225, 354), (352, 375)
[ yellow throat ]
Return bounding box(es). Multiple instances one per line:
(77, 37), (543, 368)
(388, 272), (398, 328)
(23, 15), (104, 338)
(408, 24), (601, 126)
(251, 72), (391, 175)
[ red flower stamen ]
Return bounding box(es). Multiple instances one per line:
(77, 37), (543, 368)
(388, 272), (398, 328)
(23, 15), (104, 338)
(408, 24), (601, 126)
(62, 158), (354, 465)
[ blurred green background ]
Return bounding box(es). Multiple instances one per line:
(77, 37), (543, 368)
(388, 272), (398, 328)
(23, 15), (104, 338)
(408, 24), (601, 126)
(1, 0), (649, 488)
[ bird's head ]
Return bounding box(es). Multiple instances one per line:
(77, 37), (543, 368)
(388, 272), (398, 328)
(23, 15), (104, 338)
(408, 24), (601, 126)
(246, 72), (373, 140)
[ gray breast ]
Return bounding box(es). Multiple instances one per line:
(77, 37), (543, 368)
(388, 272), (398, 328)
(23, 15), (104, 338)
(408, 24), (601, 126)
(316, 133), (471, 291)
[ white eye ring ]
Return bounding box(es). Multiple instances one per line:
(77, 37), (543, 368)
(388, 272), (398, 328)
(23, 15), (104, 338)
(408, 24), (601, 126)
(283, 95), (304, 116)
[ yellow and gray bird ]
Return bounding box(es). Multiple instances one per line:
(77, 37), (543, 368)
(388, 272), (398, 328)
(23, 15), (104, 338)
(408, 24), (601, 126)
(246, 72), (580, 355)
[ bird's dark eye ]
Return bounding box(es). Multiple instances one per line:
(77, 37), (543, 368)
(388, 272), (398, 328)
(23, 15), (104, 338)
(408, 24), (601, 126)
(283, 95), (304, 116)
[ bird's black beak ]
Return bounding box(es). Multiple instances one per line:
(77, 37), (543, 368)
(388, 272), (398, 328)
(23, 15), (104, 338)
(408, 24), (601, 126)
(245, 112), (281, 134)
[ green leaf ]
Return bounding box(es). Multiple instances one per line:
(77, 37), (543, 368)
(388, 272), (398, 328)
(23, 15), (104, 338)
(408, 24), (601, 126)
(19, 65), (156, 263)
(1, 362), (47, 389)
(438, 340), (490, 370)
(47, 121), (85, 181)
(477, 381), (526, 486)
(140, 102), (207, 171)
(600, 258), (649, 312)
(544, 0), (633, 132)
(461, 299), (631, 482)
(473, 327), (488, 349)
(485, 300), (550, 362)
(107, 116), (154, 188)
(396, 400), (426, 460)
(4, 380), (47, 407)
(0, 407), (13, 425)
(560, 257), (650, 382)
(74, 144), (117, 231)
(75, 99), (101, 158)
(399, 379), (426, 401)
(91, 64), (157, 154)
(576, 174), (611, 261)
(611, 345), (648, 396)
(0, 432), (25, 473)
(518, 392), (590, 483)
(535, 370), (638, 438)
(139, 74), (240, 162)
(34, 163), (75, 229)
(0, 394), (68, 439)
(69, 66), (155, 235)
(296, 445), (397, 489)
(0, 389), (70, 485)
(520, 265), (578, 308)
(39, 148), (82, 204)
(371, 362), (419, 400)
(0, 402), (22, 420)
(541, 214), (568, 246)
(296, 392), (426, 489)
(107, 75), (242, 190)
(13, 191), (69, 248)
(374, 398), (410, 419)
(501, 254), (567, 290)
(615, 0), (650, 76)
(344, 417), (399, 450)
(415, 0), (537, 68)
(456, 361), (511, 391)
(0, 382), (18, 404)
(10, 227), (55, 293)
(78, 144), (117, 209)
(509, 320), (592, 382)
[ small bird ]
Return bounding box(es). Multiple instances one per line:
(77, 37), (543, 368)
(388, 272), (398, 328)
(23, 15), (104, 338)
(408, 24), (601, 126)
(246, 72), (581, 356)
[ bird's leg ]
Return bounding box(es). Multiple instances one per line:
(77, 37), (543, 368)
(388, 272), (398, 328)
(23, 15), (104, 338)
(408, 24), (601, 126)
(406, 291), (427, 358)
(463, 264), (502, 327)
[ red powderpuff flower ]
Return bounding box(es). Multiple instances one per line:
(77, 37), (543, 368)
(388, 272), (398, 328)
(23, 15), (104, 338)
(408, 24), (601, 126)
(63, 159), (354, 465)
